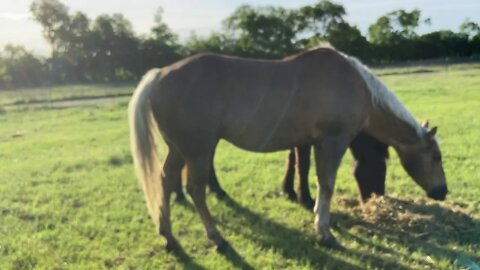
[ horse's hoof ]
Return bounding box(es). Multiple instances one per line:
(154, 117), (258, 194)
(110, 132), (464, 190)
(175, 193), (186, 203)
(216, 239), (231, 254)
(285, 192), (297, 202)
(319, 236), (345, 250)
(299, 198), (315, 210)
(165, 240), (180, 253)
(214, 189), (228, 199)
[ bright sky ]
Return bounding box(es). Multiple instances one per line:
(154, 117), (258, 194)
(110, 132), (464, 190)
(1, 0), (479, 55)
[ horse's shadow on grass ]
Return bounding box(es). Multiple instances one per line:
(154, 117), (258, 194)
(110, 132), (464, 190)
(174, 198), (255, 270)
(174, 196), (479, 269)
(221, 196), (479, 269)
(218, 197), (366, 270)
(168, 244), (208, 270)
(334, 197), (480, 268)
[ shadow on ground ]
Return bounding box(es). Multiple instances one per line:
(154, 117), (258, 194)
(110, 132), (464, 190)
(172, 195), (479, 269)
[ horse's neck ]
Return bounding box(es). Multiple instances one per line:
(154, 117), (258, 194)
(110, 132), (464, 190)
(365, 106), (422, 149)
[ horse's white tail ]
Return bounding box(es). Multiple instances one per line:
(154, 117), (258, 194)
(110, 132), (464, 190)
(128, 68), (163, 226)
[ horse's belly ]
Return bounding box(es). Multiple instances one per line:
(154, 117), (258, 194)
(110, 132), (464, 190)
(220, 118), (316, 153)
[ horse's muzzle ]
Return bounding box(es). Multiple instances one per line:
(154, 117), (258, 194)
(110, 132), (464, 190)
(428, 185), (448, 201)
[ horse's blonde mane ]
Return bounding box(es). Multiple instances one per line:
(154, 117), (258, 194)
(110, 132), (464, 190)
(335, 49), (424, 137)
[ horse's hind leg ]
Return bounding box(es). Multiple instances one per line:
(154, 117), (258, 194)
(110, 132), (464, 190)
(159, 147), (185, 251)
(185, 151), (229, 253)
(350, 133), (388, 202)
(313, 135), (349, 248)
(296, 145), (314, 209)
(281, 148), (297, 201)
(353, 157), (386, 202)
(173, 164), (186, 202)
(208, 152), (227, 198)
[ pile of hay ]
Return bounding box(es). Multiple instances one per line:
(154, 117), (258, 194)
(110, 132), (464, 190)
(338, 194), (478, 242)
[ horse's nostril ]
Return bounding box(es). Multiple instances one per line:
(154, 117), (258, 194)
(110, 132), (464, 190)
(428, 185), (448, 201)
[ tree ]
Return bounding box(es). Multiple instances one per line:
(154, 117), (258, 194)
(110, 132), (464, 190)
(150, 8), (179, 47)
(139, 8), (183, 71)
(31, 0), (91, 82)
(0, 45), (47, 88)
(87, 14), (140, 81)
(460, 19), (480, 38)
(460, 19), (480, 56)
(325, 22), (370, 60)
(415, 31), (470, 59)
(30, 0), (71, 53)
(184, 32), (237, 55)
(368, 9), (428, 44)
(368, 9), (430, 62)
(223, 5), (302, 58)
(297, 0), (346, 36)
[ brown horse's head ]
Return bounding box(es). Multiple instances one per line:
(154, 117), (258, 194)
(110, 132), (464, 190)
(396, 122), (447, 200)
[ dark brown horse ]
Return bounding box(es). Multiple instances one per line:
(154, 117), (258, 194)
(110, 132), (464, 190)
(173, 131), (388, 209)
(282, 131), (389, 209)
(128, 47), (447, 252)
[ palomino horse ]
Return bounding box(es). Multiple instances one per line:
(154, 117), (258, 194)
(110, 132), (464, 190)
(128, 47), (447, 252)
(282, 131), (389, 209)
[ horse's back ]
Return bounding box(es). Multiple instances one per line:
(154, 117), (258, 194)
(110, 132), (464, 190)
(219, 49), (371, 151)
(150, 49), (372, 152)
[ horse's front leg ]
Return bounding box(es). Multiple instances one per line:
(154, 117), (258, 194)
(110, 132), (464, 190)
(173, 165), (186, 202)
(313, 135), (350, 248)
(295, 145), (314, 209)
(208, 159), (227, 198)
(281, 148), (297, 201)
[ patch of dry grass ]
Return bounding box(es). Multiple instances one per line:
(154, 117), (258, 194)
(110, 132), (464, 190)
(344, 195), (478, 241)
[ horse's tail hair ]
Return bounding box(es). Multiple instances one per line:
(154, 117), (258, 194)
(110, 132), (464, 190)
(128, 68), (163, 227)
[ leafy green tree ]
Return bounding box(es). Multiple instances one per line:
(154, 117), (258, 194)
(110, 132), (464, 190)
(223, 5), (301, 58)
(368, 9), (428, 44)
(184, 32), (237, 55)
(19, 0), (480, 87)
(30, 0), (70, 53)
(415, 31), (470, 59)
(460, 19), (480, 56)
(0, 45), (46, 88)
(325, 22), (370, 60)
(368, 9), (429, 62)
(297, 0), (345, 36)
(460, 18), (480, 38)
(31, 0), (90, 82)
(87, 14), (140, 81)
(218, 1), (348, 58)
(139, 8), (182, 70)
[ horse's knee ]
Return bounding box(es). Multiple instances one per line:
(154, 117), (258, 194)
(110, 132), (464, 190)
(319, 182), (334, 198)
(186, 181), (196, 197)
(186, 178), (207, 199)
(287, 148), (296, 163)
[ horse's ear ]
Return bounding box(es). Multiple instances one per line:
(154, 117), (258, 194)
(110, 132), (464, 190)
(426, 126), (437, 138)
(421, 120), (430, 129)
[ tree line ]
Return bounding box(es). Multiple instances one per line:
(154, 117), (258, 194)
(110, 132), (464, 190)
(1, 0), (479, 89)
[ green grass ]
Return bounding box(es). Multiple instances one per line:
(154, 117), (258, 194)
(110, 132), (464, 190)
(0, 83), (134, 106)
(0, 66), (479, 269)
(373, 62), (480, 77)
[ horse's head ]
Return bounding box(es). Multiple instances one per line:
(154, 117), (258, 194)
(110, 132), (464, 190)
(396, 121), (447, 201)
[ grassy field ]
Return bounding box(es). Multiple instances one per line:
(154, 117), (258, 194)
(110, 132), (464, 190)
(0, 65), (479, 269)
(0, 84), (133, 107)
